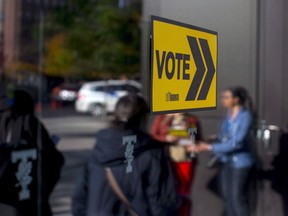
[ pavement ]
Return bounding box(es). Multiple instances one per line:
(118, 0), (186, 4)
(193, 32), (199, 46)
(40, 106), (284, 216)
(41, 106), (108, 216)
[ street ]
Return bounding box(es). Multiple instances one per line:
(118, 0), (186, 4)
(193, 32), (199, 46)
(42, 108), (108, 216)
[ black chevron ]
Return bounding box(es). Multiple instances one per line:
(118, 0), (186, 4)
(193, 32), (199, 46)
(197, 39), (216, 100)
(185, 36), (205, 101)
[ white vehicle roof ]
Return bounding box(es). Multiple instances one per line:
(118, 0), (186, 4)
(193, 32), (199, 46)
(81, 80), (142, 89)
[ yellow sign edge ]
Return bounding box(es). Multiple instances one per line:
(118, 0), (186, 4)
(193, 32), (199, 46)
(149, 15), (218, 114)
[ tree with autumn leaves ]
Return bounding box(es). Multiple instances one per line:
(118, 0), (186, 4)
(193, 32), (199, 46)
(44, 0), (141, 79)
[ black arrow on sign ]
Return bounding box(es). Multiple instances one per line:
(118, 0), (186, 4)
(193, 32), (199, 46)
(185, 36), (216, 101)
(197, 38), (216, 100)
(185, 36), (205, 101)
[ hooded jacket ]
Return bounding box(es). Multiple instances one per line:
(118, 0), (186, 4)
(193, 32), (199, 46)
(72, 128), (178, 216)
(0, 90), (64, 216)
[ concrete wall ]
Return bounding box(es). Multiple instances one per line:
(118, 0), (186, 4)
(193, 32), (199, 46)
(284, 0), (288, 131)
(141, 1), (288, 215)
(259, 0), (288, 130)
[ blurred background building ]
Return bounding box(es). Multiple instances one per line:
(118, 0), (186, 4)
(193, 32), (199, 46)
(2, 0), (67, 70)
(0, 0), (4, 77)
(0, 0), (69, 100)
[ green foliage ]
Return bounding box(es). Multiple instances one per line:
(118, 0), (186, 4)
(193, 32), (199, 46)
(44, 0), (141, 79)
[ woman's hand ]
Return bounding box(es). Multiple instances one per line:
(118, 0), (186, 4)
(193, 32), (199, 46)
(165, 134), (179, 143)
(186, 141), (212, 153)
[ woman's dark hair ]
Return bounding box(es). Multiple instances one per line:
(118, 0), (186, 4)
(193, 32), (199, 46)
(11, 90), (35, 115)
(112, 94), (149, 130)
(227, 86), (254, 112)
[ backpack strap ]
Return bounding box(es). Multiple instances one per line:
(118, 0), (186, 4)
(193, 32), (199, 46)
(105, 167), (138, 216)
(23, 115), (33, 138)
(5, 123), (12, 143)
(0, 111), (10, 143)
(9, 117), (23, 146)
(0, 112), (23, 147)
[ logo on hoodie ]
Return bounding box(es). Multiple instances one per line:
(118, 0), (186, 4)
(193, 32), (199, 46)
(12, 149), (37, 200)
(123, 135), (136, 173)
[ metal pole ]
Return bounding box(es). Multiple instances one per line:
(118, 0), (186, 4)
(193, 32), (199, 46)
(37, 1), (44, 215)
(255, 1), (265, 215)
(255, 0), (261, 118)
(0, 0), (4, 81)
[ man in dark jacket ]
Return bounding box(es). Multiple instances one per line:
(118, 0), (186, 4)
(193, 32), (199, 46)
(72, 95), (179, 216)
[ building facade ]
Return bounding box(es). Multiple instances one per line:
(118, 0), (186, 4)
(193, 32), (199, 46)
(2, 0), (68, 72)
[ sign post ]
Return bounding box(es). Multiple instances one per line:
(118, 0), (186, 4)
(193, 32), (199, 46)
(150, 16), (218, 114)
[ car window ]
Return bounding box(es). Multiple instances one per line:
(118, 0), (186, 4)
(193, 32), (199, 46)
(91, 86), (105, 92)
(107, 85), (124, 92)
(125, 84), (140, 93)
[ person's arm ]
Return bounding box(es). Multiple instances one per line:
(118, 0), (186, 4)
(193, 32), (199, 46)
(28, 116), (64, 196)
(72, 162), (89, 216)
(28, 115), (55, 149)
(187, 115), (203, 141)
(212, 112), (252, 154)
(207, 122), (225, 143)
(150, 116), (166, 142)
(150, 116), (180, 145)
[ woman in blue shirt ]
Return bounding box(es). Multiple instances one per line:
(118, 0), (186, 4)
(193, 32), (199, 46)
(188, 87), (255, 216)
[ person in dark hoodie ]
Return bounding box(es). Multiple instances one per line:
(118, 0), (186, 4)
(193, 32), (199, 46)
(72, 94), (179, 216)
(0, 89), (64, 216)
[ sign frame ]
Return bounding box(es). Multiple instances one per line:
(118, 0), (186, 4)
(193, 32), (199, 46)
(149, 15), (218, 114)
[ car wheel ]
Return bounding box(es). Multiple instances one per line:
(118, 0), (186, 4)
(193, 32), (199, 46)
(90, 104), (105, 117)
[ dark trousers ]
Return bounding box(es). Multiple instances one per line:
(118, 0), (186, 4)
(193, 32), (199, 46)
(220, 164), (252, 216)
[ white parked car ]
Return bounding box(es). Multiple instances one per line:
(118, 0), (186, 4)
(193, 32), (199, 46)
(75, 80), (142, 116)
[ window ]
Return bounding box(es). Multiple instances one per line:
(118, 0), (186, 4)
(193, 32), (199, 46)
(91, 86), (104, 92)
(125, 84), (140, 94)
(107, 85), (124, 92)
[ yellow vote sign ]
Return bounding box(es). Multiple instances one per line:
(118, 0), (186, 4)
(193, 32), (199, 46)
(150, 16), (218, 114)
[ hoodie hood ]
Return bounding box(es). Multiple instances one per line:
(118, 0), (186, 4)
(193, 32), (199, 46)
(93, 128), (154, 167)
